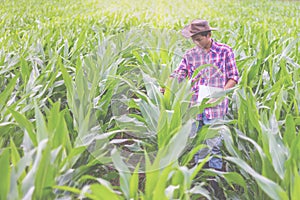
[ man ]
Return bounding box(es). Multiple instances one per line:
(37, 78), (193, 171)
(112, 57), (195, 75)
(168, 19), (239, 170)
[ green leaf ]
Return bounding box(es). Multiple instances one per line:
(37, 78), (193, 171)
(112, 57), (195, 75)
(58, 58), (74, 105)
(35, 103), (48, 142)
(0, 149), (10, 200)
(33, 144), (56, 200)
(0, 73), (18, 111)
(22, 140), (48, 197)
(20, 57), (30, 86)
(129, 163), (140, 199)
(291, 160), (300, 199)
(142, 72), (160, 105)
(152, 165), (172, 200)
(90, 184), (122, 200)
(267, 132), (288, 180)
(157, 109), (169, 148)
(114, 115), (148, 134)
(190, 155), (210, 180)
(210, 170), (247, 192)
(158, 120), (193, 168)
(9, 109), (37, 146)
(53, 185), (95, 199)
(223, 172), (247, 189)
(260, 112), (288, 180)
(226, 157), (288, 200)
(48, 102), (70, 150)
(59, 146), (86, 169)
(144, 151), (160, 199)
(169, 101), (181, 136)
(191, 64), (214, 79)
(111, 148), (131, 199)
(237, 128), (278, 180)
(280, 37), (300, 59)
(10, 137), (20, 166)
(137, 99), (159, 133)
(283, 114), (296, 147)
(285, 134), (300, 197)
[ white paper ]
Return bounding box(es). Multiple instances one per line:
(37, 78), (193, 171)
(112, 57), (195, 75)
(197, 85), (223, 103)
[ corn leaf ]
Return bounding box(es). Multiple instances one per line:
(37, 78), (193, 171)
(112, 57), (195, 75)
(226, 157), (288, 200)
(0, 149), (10, 200)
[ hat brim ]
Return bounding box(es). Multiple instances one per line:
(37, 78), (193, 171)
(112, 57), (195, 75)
(181, 25), (218, 38)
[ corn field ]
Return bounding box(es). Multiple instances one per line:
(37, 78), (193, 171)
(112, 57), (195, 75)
(0, 0), (299, 199)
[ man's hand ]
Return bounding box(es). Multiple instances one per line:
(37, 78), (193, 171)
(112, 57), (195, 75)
(224, 79), (237, 90)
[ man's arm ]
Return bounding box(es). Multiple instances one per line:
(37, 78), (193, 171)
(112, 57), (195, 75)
(160, 55), (189, 94)
(224, 78), (237, 90)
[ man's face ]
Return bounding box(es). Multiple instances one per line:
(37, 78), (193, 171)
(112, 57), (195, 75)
(191, 33), (211, 49)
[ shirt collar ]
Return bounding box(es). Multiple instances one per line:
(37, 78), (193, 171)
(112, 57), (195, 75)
(194, 39), (217, 53)
(210, 39), (217, 53)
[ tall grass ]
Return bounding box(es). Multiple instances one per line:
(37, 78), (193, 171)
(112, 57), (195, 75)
(0, 0), (299, 199)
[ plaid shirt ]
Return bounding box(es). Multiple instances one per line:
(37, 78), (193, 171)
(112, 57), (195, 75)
(171, 39), (239, 120)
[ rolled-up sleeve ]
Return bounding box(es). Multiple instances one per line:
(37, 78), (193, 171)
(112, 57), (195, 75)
(225, 48), (239, 83)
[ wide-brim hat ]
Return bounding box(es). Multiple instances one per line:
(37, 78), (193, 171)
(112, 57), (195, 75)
(181, 19), (217, 38)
